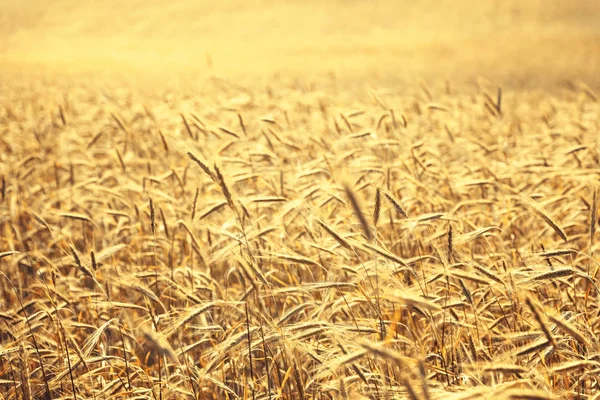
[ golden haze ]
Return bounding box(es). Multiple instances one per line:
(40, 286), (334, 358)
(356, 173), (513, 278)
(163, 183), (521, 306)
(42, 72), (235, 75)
(1, 0), (599, 84)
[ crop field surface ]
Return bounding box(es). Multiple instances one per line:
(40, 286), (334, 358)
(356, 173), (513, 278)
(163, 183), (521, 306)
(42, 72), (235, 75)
(1, 1), (600, 399)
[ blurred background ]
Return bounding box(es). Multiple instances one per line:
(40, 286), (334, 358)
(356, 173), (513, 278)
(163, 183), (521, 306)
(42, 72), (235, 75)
(1, 0), (599, 87)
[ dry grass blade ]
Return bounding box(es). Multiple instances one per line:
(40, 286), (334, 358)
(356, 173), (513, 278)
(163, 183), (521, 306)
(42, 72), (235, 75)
(503, 389), (555, 400)
(470, 263), (503, 284)
(237, 113), (247, 136)
(415, 213), (445, 222)
(214, 163), (234, 209)
(274, 282), (357, 294)
(197, 371), (240, 399)
(513, 339), (551, 357)
(373, 187), (381, 227)
(94, 244), (128, 263)
(204, 326), (261, 373)
(187, 151), (216, 181)
(383, 191), (408, 218)
(361, 242), (408, 266)
(316, 219), (353, 250)
(30, 211), (52, 231)
(60, 244), (127, 270)
(141, 327), (179, 364)
(198, 201), (228, 219)
(537, 249), (577, 258)
(247, 196), (288, 203)
(163, 302), (242, 338)
(0, 251), (20, 260)
(59, 212), (94, 224)
(111, 113), (127, 133)
(343, 183), (373, 240)
(277, 303), (315, 326)
(524, 296), (556, 347)
(519, 194), (568, 243)
(149, 197), (155, 236)
(454, 226), (498, 245)
(529, 268), (575, 281)
(70, 245), (94, 278)
(181, 113), (194, 139)
(550, 360), (599, 373)
(592, 186), (597, 256)
(481, 364), (528, 374)
(270, 252), (321, 267)
(426, 103), (449, 112)
(389, 290), (441, 311)
(546, 314), (589, 346)
(360, 341), (414, 366)
(218, 126), (240, 139)
(82, 318), (117, 357)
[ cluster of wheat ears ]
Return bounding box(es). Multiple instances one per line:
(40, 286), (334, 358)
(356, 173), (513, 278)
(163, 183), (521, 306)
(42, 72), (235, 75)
(0, 77), (599, 399)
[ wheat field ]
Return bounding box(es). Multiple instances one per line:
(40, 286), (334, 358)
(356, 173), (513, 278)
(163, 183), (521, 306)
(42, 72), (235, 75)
(1, 1), (600, 399)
